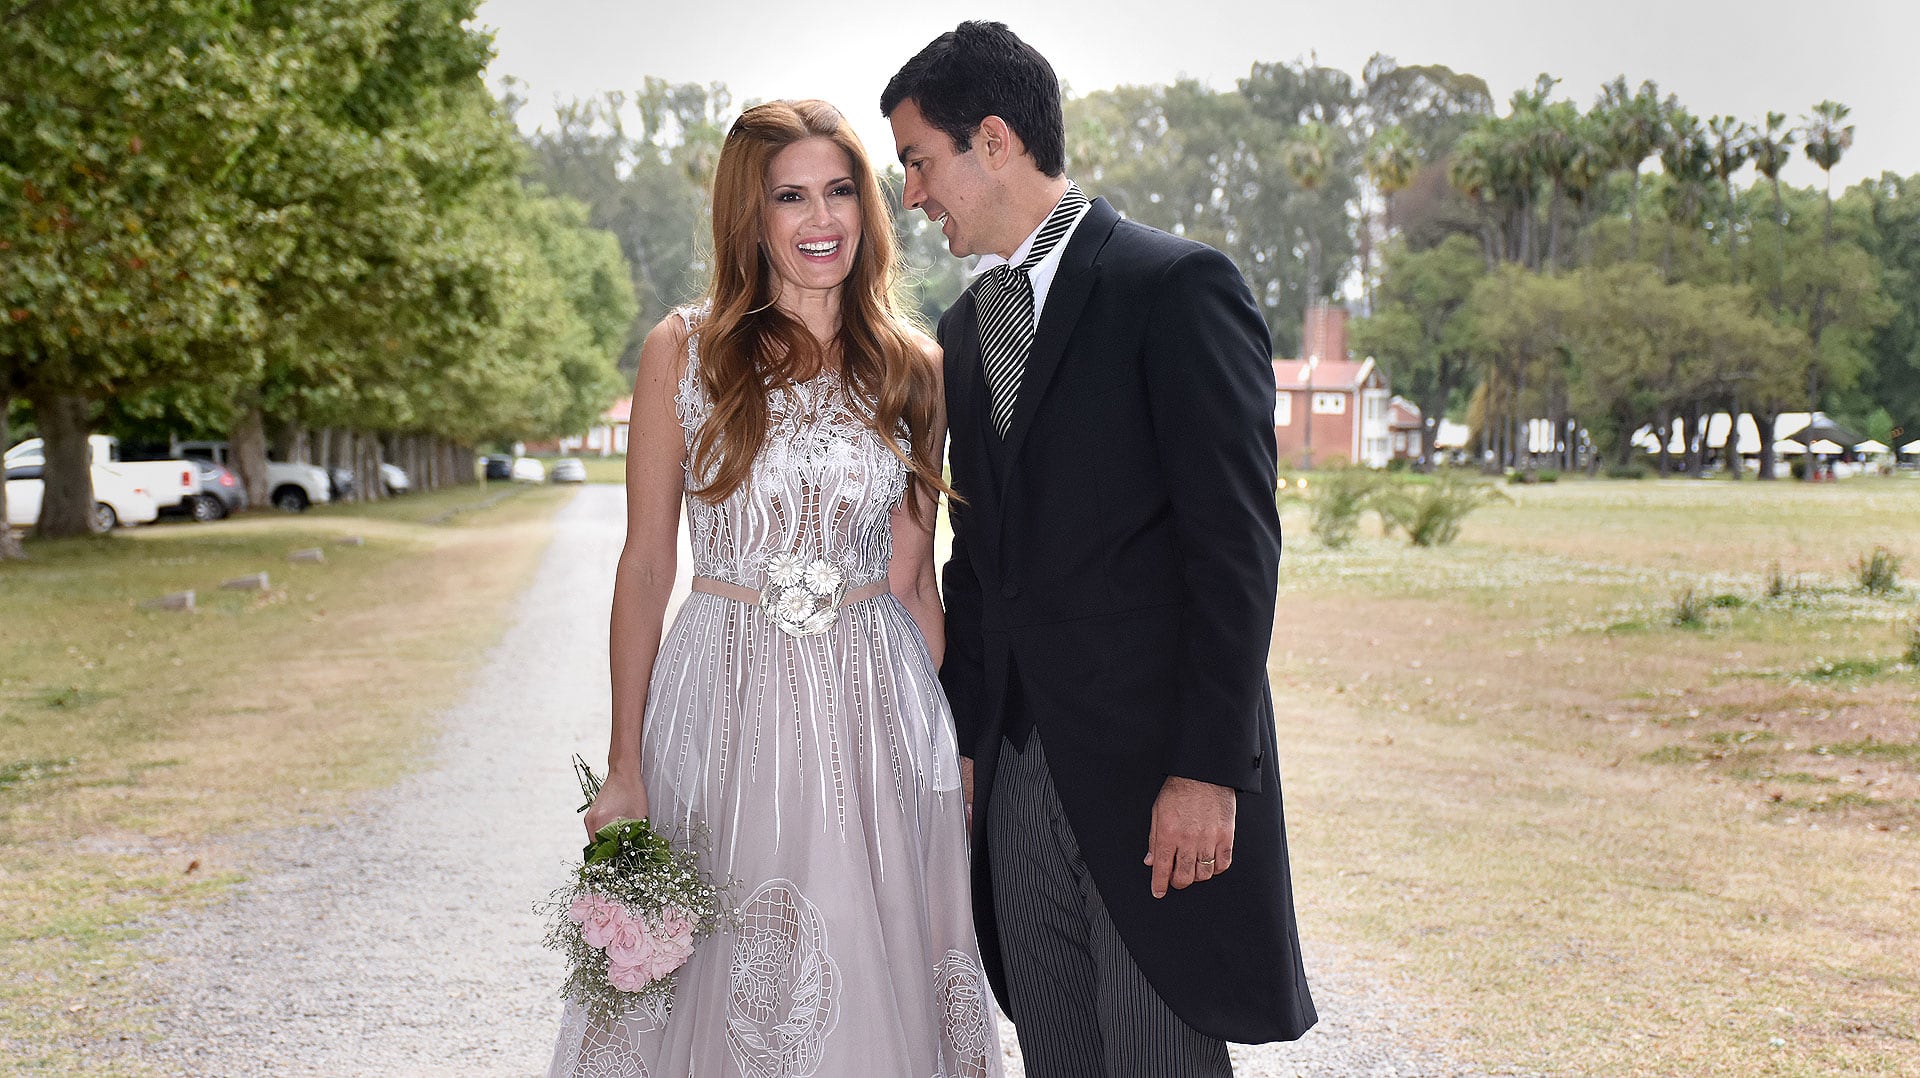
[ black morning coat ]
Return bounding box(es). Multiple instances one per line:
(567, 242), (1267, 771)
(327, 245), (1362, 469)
(937, 197), (1317, 1044)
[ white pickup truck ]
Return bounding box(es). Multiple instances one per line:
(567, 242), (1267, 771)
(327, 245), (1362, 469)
(171, 440), (331, 512)
(5, 435), (204, 516)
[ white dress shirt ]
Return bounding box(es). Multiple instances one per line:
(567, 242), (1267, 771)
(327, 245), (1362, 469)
(969, 184), (1095, 332)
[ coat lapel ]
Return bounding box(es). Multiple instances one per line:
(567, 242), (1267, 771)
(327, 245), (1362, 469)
(998, 198), (1119, 483)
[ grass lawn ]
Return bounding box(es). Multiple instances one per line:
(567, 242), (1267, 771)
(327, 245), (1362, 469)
(0, 484), (570, 1071)
(1268, 475), (1920, 1075)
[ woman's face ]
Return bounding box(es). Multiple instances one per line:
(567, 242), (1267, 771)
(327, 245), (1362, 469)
(762, 136), (863, 302)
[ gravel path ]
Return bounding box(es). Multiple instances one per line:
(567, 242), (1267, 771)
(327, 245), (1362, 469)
(128, 484), (1496, 1077)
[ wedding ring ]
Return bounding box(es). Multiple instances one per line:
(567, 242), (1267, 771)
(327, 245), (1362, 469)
(1197, 858), (1216, 866)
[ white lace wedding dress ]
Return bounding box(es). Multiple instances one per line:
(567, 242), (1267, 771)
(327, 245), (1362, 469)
(549, 305), (1001, 1078)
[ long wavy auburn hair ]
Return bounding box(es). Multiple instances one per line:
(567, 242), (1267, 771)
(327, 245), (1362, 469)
(691, 99), (953, 523)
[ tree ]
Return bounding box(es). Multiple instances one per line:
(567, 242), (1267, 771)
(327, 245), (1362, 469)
(1361, 125), (1418, 311)
(1, 0), (277, 537)
(1599, 77), (1667, 260)
(1350, 234), (1485, 468)
(1851, 174), (1920, 440)
(1282, 120), (1342, 306)
(1799, 99), (1855, 479)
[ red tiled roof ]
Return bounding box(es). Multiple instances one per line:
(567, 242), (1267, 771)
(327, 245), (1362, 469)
(1271, 358), (1375, 391)
(604, 396), (633, 423)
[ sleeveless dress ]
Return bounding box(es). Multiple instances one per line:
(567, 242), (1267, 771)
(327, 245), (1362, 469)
(549, 305), (1002, 1078)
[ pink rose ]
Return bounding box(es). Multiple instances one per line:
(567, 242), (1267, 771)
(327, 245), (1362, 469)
(604, 911), (658, 973)
(567, 895), (594, 925)
(605, 956), (655, 992)
(575, 894), (625, 950)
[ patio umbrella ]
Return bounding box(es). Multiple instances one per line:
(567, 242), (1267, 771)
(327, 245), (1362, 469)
(1808, 439), (1845, 454)
(1856, 439), (1890, 454)
(1903, 439), (1920, 454)
(1775, 438), (1807, 453)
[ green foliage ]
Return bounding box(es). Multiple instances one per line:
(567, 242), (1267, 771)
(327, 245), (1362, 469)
(1671, 587), (1709, 628)
(1373, 473), (1504, 547)
(1855, 546), (1901, 595)
(1905, 620), (1920, 667)
(1307, 468), (1378, 548)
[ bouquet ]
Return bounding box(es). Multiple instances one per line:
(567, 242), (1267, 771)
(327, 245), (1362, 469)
(541, 755), (725, 1018)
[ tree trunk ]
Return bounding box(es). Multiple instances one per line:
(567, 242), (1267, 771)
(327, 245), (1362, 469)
(233, 404), (271, 508)
(1655, 407), (1673, 477)
(1752, 408), (1778, 481)
(1684, 401), (1706, 476)
(1724, 395), (1744, 479)
(30, 391), (96, 539)
(1629, 171), (1643, 260)
(0, 388), (24, 559)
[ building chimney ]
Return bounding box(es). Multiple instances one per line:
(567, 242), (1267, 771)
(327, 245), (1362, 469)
(1302, 303), (1350, 364)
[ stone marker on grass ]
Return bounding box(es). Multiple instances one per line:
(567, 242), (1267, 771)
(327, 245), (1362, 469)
(288, 548), (326, 564)
(336, 536), (364, 547)
(221, 572), (270, 591)
(139, 590), (195, 612)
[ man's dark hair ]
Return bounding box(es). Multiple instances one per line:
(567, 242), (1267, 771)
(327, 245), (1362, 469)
(880, 21), (1066, 178)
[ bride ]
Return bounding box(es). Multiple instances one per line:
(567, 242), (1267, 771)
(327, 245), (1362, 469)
(551, 98), (1002, 1078)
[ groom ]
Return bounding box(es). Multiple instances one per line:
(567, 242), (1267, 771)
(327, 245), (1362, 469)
(885, 21), (1316, 1076)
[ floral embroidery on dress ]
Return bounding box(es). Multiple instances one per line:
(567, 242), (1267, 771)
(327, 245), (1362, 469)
(726, 879), (841, 1077)
(935, 949), (993, 1078)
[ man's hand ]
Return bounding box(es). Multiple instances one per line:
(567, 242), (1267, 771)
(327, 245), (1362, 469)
(1143, 775), (1235, 898)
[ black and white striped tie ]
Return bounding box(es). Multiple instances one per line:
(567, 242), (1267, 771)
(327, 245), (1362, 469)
(975, 184), (1089, 437)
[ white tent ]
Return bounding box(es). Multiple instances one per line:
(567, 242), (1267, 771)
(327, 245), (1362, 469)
(1808, 439), (1845, 454)
(1903, 439), (1920, 454)
(1775, 438), (1807, 453)
(1856, 439), (1890, 454)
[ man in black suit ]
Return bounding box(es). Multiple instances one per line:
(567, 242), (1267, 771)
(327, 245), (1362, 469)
(884, 21), (1316, 1077)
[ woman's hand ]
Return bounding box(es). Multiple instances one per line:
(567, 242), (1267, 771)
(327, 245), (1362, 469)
(584, 771), (649, 837)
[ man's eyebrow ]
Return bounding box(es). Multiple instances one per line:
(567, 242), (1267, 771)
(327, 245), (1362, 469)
(896, 143), (916, 165)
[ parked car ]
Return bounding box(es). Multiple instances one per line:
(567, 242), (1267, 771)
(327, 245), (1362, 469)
(186, 459), (246, 520)
(5, 461), (160, 531)
(172, 440), (331, 513)
(7, 435), (201, 516)
(549, 458), (587, 484)
(481, 454), (514, 481)
(380, 462), (411, 496)
(510, 456), (545, 483)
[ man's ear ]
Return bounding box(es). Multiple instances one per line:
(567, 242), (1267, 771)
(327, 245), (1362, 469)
(976, 115), (1026, 172)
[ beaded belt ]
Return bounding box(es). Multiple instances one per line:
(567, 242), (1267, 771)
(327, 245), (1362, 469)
(692, 567), (889, 638)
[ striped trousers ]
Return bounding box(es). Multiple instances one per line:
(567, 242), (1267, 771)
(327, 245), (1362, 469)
(987, 732), (1233, 1077)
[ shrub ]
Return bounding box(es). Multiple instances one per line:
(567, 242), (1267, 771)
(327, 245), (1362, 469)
(1671, 587), (1708, 628)
(1767, 561), (1788, 598)
(1375, 473), (1505, 547)
(1308, 468), (1378, 548)
(1385, 457), (1410, 473)
(1856, 546), (1901, 595)
(1904, 620), (1920, 667)
(1603, 461), (1651, 480)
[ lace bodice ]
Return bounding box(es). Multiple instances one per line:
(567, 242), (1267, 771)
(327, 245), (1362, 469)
(673, 304), (909, 591)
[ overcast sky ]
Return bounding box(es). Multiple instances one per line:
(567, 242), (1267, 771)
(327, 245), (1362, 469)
(474, 0), (1913, 191)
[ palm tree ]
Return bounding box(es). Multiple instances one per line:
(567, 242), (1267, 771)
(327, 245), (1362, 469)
(1447, 127), (1501, 267)
(1563, 111), (1615, 268)
(1282, 119), (1340, 306)
(1750, 111), (1797, 308)
(1798, 99), (1854, 480)
(1707, 115), (1752, 282)
(1745, 113), (1796, 482)
(1657, 104), (1713, 282)
(1361, 124), (1417, 314)
(1600, 77), (1667, 259)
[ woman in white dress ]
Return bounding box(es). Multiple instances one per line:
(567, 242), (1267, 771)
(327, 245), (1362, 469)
(553, 99), (1001, 1078)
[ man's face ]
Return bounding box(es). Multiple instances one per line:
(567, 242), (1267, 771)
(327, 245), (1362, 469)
(889, 97), (995, 259)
